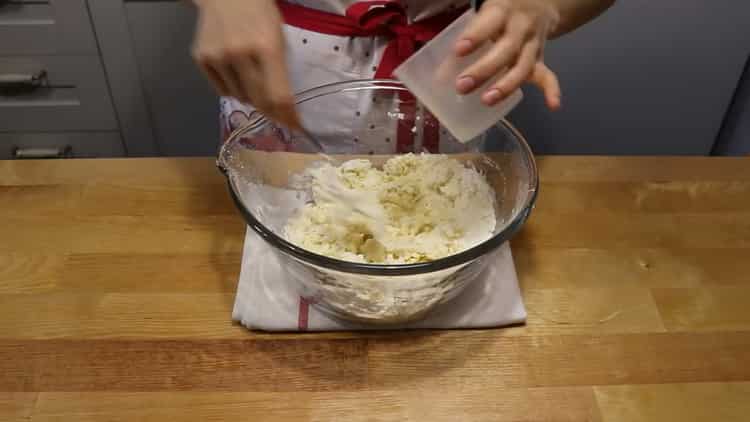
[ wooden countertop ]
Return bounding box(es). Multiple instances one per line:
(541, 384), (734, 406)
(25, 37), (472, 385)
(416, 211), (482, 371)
(1, 156), (750, 421)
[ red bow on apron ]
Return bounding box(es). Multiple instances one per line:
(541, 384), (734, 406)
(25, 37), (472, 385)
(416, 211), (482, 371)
(278, 1), (468, 152)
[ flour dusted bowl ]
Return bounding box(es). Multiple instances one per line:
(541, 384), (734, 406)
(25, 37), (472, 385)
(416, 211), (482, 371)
(217, 80), (537, 324)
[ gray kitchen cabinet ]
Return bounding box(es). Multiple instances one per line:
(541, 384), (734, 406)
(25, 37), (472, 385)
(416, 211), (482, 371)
(509, 0), (750, 155)
(0, 0), (98, 56)
(123, 0), (219, 156)
(0, 56), (118, 132)
(0, 0), (125, 158)
(0, 132), (124, 159)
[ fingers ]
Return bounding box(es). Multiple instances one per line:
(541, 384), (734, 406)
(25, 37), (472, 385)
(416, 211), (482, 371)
(220, 64), (249, 103)
(456, 10), (538, 94)
(482, 40), (537, 105)
(530, 62), (561, 110)
(257, 45), (301, 129)
(453, 1), (562, 111)
(193, 47), (248, 102)
(233, 56), (266, 108)
(195, 43), (299, 127)
(456, 35), (521, 94)
(455, 2), (508, 56)
(198, 61), (230, 96)
(191, 0), (298, 126)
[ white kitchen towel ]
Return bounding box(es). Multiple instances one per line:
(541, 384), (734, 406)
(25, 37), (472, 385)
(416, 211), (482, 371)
(232, 228), (526, 331)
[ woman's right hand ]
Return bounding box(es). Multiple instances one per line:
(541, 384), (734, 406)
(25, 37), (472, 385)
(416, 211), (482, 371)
(191, 0), (300, 128)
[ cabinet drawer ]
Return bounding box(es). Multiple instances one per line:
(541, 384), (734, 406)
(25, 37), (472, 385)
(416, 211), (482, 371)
(0, 0), (97, 55)
(0, 56), (118, 132)
(0, 132), (125, 159)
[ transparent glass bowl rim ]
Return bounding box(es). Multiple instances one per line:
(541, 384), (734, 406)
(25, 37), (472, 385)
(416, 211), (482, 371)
(217, 79), (539, 276)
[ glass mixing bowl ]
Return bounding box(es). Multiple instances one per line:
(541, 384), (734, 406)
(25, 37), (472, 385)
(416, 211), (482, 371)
(217, 80), (537, 324)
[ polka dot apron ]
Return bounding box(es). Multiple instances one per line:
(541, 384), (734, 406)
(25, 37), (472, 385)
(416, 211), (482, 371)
(219, 0), (478, 154)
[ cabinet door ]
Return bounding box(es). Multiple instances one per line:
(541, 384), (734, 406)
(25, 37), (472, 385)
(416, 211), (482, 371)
(507, 0), (750, 155)
(0, 56), (118, 132)
(124, 0), (219, 156)
(0, 132), (124, 159)
(0, 0), (97, 55)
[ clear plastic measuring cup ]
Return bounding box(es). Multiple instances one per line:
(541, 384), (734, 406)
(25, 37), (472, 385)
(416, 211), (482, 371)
(394, 9), (523, 143)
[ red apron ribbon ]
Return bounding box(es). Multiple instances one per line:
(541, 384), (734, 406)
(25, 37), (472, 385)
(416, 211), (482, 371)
(278, 1), (465, 152)
(278, 1), (466, 79)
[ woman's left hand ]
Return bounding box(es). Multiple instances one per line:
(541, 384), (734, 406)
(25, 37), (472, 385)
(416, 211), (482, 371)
(455, 0), (562, 110)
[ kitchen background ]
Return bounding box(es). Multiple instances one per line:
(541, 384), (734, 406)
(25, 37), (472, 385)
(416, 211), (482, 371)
(1, 0), (749, 159)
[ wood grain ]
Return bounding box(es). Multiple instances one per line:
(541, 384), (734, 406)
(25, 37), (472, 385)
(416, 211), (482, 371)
(595, 383), (750, 422)
(0, 393), (36, 422)
(2, 333), (747, 392)
(58, 253), (241, 293)
(401, 386), (600, 422)
(31, 391), (405, 422)
(538, 181), (750, 214)
(0, 215), (245, 254)
(536, 156), (750, 182)
(1, 156), (749, 420)
(28, 387), (598, 422)
(0, 293), (240, 339)
(0, 184), (235, 218)
(367, 332), (750, 389)
(0, 287), (665, 340)
(0, 339), (368, 392)
(0, 253), (240, 295)
(520, 287), (665, 335)
(518, 211), (750, 249)
(514, 247), (750, 288)
(652, 286), (750, 331)
(0, 158), (224, 187)
(0, 254), (62, 294)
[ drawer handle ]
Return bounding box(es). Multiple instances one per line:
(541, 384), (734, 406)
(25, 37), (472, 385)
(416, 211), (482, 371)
(13, 146), (73, 159)
(0, 70), (48, 95)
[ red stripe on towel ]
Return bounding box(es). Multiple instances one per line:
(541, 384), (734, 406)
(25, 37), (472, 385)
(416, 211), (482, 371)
(298, 297), (310, 331)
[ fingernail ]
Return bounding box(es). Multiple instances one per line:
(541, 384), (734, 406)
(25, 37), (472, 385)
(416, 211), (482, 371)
(455, 39), (473, 55)
(482, 89), (502, 105)
(456, 76), (476, 93)
(548, 93), (562, 110)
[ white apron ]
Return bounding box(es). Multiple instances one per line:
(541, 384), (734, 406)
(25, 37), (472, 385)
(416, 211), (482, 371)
(219, 0), (474, 153)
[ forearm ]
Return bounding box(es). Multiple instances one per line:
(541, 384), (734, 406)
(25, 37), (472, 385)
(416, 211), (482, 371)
(549, 0), (616, 38)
